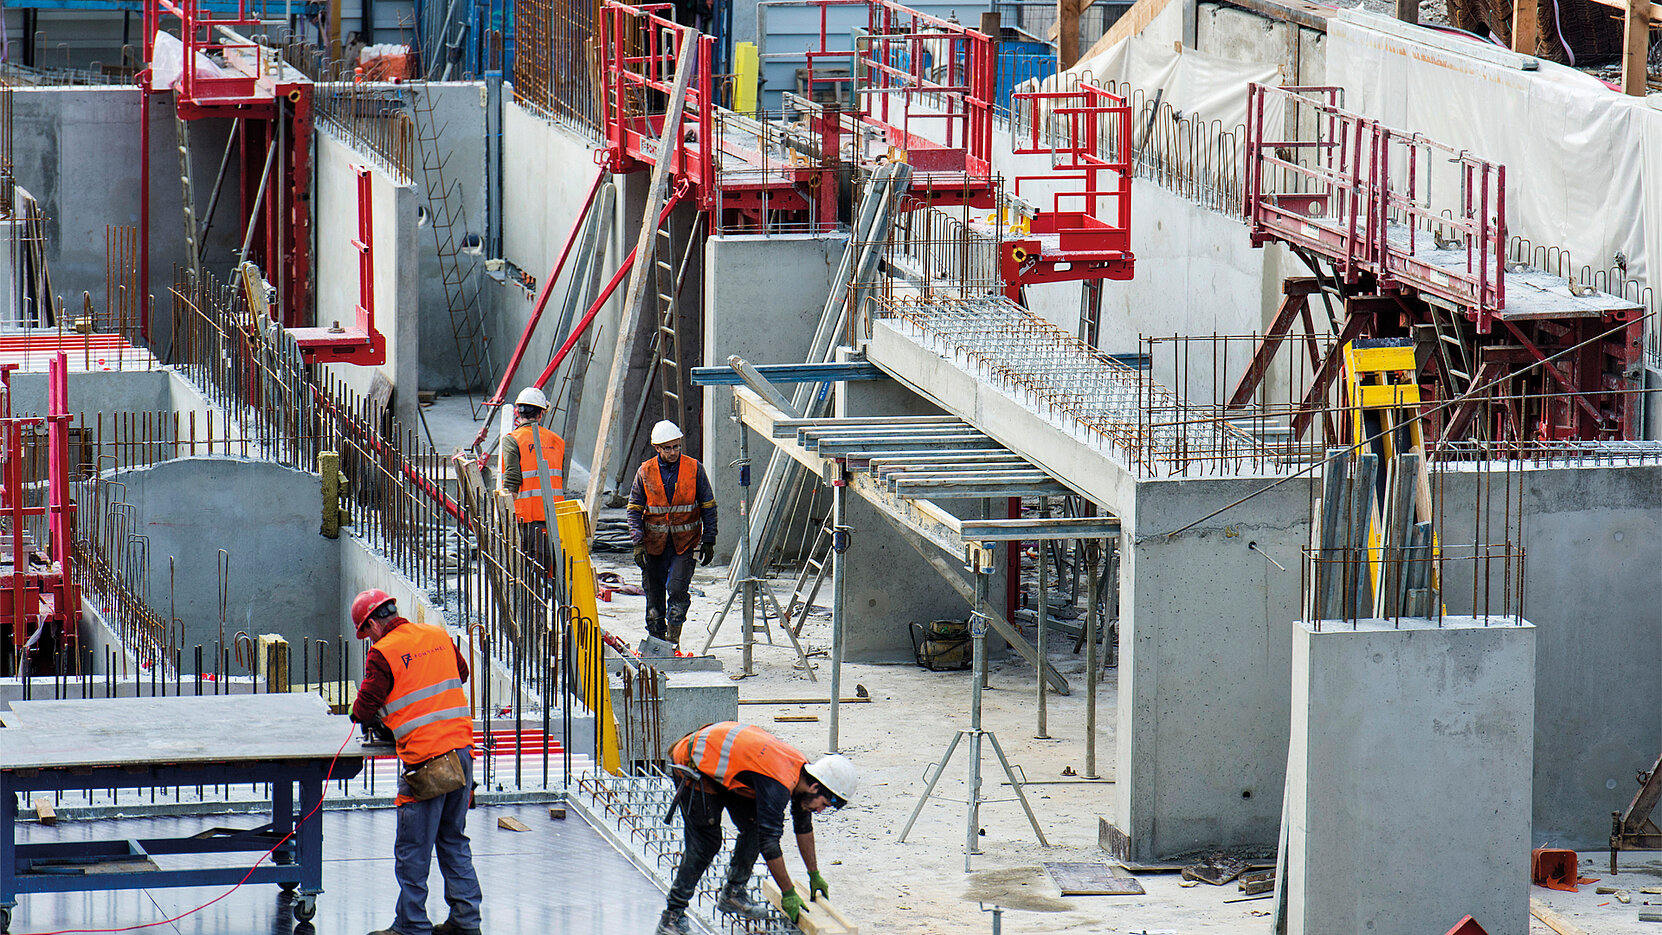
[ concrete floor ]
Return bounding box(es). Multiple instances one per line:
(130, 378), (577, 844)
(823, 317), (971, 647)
(8, 803), (664, 935)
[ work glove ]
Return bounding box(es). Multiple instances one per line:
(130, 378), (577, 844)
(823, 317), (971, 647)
(699, 542), (715, 566)
(633, 544), (647, 569)
(808, 871), (830, 900)
(781, 888), (805, 923)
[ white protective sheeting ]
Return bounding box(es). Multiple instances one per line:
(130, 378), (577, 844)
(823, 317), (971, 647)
(1061, 32), (1282, 131)
(1326, 10), (1661, 322)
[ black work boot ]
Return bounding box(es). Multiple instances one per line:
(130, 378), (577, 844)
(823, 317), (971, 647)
(654, 910), (692, 935)
(433, 921), (482, 935)
(666, 615), (685, 644)
(715, 882), (770, 920)
(645, 609), (666, 641)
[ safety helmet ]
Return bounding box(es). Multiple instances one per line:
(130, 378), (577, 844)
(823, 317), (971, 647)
(804, 754), (857, 807)
(351, 588), (396, 634)
(515, 386), (550, 410)
(650, 420), (684, 445)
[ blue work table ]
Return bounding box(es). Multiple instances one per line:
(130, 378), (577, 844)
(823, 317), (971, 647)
(0, 693), (365, 932)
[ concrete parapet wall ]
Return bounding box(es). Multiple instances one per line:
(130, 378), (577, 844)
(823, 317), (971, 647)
(1286, 617), (1534, 935)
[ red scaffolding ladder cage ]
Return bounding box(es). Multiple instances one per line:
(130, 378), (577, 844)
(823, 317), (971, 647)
(1003, 82), (1135, 300)
(1, 354), (80, 677)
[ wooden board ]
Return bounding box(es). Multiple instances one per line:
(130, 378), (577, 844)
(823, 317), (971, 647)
(498, 816), (531, 832)
(1043, 861), (1145, 896)
(762, 879), (858, 934)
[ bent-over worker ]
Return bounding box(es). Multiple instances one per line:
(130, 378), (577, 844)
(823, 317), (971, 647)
(655, 721), (856, 935)
(627, 420), (716, 644)
(349, 588), (483, 935)
(500, 385), (565, 576)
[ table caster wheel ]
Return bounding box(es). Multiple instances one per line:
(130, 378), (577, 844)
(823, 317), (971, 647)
(1, 905), (11, 933)
(293, 897), (316, 922)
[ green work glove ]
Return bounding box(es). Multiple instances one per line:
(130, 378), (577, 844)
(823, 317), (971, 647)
(633, 544), (647, 569)
(699, 542), (715, 566)
(781, 888), (805, 923)
(808, 871), (830, 900)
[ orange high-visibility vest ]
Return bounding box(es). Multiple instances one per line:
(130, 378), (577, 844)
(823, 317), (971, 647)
(509, 423), (565, 523)
(638, 455), (702, 555)
(670, 722), (807, 796)
(373, 622), (473, 766)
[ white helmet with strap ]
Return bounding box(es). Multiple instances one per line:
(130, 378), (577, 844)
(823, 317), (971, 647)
(650, 420), (684, 445)
(515, 386), (550, 410)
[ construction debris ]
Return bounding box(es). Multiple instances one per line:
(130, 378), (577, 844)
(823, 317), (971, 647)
(762, 879), (858, 934)
(497, 816), (531, 832)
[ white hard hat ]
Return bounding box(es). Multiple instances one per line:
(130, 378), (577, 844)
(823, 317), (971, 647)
(515, 386), (549, 410)
(805, 754), (857, 806)
(650, 420), (684, 445)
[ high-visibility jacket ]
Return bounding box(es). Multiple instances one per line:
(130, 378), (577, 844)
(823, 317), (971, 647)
(638, 455), (703, 555)
(670, 721), (808, 796)
(373, 622), (473, 766)
(509, 424), (565, 523)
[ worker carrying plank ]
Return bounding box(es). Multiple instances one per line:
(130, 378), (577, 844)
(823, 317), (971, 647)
(627, 420), (717, 644)
(349, 588), (483, 935)
(499, 385), (566, 577)
(655, 721), (857, 934)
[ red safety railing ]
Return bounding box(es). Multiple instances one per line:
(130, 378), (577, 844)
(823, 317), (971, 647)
(1246, 84), (1507, 330)
(143, 0), (267, 105)
(599, 1), (717, 208)
(1011, 83), (1133, 259)
(797, 0), (996, 181)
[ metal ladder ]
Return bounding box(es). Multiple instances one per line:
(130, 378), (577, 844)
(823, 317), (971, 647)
(410, 83), (492, 410)
(172, 95), (202, 282)
(782, 517), (833, 636)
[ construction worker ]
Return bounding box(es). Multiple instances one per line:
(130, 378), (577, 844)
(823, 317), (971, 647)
(627, 420), (717, 644)
(349, 588), (483, 935)
(500, 385), (565, 576)
(656, 722), (856, 935)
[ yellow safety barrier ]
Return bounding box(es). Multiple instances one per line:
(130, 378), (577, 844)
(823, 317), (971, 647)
(734, 42), (759, 114)
(554, 499), (622, 775)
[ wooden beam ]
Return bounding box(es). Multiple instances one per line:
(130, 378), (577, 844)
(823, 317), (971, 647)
(1396, 0), (1419, 24)
(1582, 0), (1662, 21)
(583, 38), (699, 523)
(1511, 0), (1539, 53)
(1059, 0), (1083, 68)
(1622, 0), (1653, 96)
(763, 879), (859, 934)
(1530, 898), (1589, 935)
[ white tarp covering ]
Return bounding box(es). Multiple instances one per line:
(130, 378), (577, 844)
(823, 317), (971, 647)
(1060, 32), (1283, 131)
(1326, 9), (1661, 322)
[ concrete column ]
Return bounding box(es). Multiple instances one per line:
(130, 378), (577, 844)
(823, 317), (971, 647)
(1284, 616), (1535, 935)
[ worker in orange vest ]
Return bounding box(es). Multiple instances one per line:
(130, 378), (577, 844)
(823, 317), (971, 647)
(656, 722), (857, 935)
(627, 420), (717, 644)
(349, 588), (483, 935)
(500, 386), (565, 577)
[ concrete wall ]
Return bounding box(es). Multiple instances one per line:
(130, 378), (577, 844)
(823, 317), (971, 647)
(315, 129), (421, 428)
(1111, 473), (1313, 859)
(410, 82), (494, 393)
(1286, 618), (1534, 935)
(702, 232), (848, 559)
(11, 87), (224, 347)
(1436, 462), (1662, 848)
(107, 457), (340, 654)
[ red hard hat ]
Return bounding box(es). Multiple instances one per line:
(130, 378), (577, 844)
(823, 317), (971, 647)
(352, 588), (395, 630)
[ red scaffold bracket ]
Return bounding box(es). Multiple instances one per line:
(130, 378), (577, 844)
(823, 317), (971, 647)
(291, 165), (387, 365)
(1002, 83), (1135, 300)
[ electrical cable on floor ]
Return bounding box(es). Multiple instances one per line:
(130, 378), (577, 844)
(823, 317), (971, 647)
(20, 721), (360, 935)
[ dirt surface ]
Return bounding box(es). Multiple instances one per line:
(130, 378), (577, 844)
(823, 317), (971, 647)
(589, 534), (1294, 934)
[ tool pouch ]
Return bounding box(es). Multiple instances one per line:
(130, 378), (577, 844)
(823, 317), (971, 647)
(685, 782), (722, 829)
(402, 750), (467, 802)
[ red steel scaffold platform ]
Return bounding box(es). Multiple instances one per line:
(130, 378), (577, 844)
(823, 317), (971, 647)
(1239, 83), (1643, 443)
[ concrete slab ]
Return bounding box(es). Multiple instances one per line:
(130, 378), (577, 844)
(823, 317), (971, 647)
(1285, 616), (1535, 935)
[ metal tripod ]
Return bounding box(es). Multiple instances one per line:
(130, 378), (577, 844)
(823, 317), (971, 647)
(897, 558), (1048, 870)
(699, 418), (816, 680)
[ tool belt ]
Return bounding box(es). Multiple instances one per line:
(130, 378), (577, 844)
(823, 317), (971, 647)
(665, 764), (722, 828)
(402, 750), (467, 802)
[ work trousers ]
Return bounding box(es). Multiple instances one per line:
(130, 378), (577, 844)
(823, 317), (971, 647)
(393, 748), (484, 934)
(518, 520), (554, 582)
(665, 784), (762, 915)
(643, 547), (697, 640)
